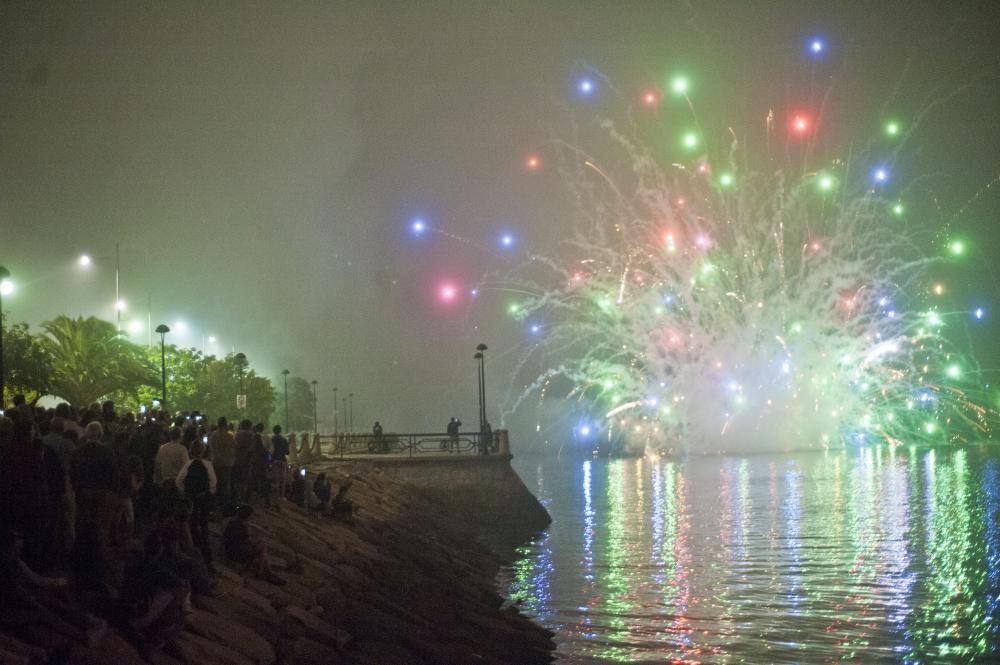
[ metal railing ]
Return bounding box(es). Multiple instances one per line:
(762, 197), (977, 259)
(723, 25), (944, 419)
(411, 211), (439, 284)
(319, 432), (499, 458)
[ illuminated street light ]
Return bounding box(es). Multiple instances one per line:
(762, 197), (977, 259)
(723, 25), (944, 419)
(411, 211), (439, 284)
(79, 244), (122, 331)
(155, 324), (170, 407)
(0, 266), (12, 403)
(282, 369), (290, 432)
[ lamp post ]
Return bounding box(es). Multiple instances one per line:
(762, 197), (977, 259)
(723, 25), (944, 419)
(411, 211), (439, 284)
(348, 392), (354, 432)
(332, 387), (339, 435)
(0, 267), (13, 405)
(311, 380), (318, 433)
(342, 397), (348, 432)
(234, 353), (248, 418)
(475, 343), (488, 454)
(80, 244), (122, 332)
(281, 369), (290, 431)
(155, 324), (170, 407)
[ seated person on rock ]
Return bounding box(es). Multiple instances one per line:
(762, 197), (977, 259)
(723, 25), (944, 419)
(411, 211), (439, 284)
(0, 527), (108, 657)
(157, 497), (216, 595)
(308, 472), (333, 514)
(119, 532), (188, 659)
(223, 504), (284, 585)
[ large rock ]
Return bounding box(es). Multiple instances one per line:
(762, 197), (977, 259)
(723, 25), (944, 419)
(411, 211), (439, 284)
(315, 586), (347, 615)
(169, 630), (256, 665)
(186, 609), (276, 665)
(278, 605), (352, 651)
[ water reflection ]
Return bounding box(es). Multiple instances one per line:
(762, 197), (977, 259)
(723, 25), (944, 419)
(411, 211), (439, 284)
(504, 448), (1000, 663)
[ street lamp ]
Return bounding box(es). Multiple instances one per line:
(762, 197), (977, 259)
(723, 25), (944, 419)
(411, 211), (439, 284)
(311, 380), (318, 433)
(155, 324), (170, 407)
(475, 343), (488, 454)
(234, 352), (247, 418)
(282, 369), (290, 431)
(348, 392), (354, 432)
(332, 387), (339, 435)
(79, 243), (122, 331)
(342, 397), (348, 432)
(0, 267), (13, 404)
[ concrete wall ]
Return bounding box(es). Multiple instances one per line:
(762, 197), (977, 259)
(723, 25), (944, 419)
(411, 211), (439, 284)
(352, 454), (551, 537)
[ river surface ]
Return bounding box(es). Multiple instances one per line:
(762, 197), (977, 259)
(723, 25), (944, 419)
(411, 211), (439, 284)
(501, 447), (1000, 663)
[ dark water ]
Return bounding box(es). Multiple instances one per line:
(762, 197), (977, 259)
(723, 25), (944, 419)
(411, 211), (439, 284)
(501, 447), (1000, 663)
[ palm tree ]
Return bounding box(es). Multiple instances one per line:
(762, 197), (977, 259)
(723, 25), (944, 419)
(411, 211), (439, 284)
(41, 315), (156, 405)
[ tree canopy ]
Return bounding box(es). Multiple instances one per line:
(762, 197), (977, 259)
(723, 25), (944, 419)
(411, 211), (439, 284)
(2, 314), (276, 424)
(41, 315), (156, 405)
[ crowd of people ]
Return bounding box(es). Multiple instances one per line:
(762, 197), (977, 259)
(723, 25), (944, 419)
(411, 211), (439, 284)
(0, 394), (348, 663)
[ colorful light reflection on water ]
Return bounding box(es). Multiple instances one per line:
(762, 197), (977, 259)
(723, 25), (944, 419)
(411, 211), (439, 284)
(501, 448), (1000, 663)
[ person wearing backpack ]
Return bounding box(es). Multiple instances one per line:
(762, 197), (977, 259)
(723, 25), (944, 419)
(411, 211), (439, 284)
(175, 442), (216, 567)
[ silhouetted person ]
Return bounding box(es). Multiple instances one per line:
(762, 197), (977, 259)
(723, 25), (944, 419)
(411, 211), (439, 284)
(249, 423), (270, 506)
(209, 417), (236, 507)
(446, 417), (461, 452)
(153, 427), (188, 489)
(271, 425), (289, 500)
(371, 421), (384, 453)
(223, 505), (283, 585)
(176, 442), (216, 567)
(233, 420), (254, 503)
(70, 422), (119, 548)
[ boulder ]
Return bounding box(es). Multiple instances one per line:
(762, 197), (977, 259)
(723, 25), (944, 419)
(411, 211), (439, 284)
(169, 630), (255, 665)
(278, 605), (352, 650)
(186, 609), (276, 665)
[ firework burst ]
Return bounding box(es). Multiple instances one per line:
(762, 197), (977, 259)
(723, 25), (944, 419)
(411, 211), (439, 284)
(496, 78), (993, 454)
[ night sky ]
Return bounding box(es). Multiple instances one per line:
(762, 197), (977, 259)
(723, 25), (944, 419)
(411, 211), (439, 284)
(2, 1), (999, 439)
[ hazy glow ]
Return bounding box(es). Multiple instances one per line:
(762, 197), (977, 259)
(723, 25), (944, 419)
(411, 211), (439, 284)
(116, 299), (127, 312)
(127, 320), (143, 334)
(439, 283), (458, 302)
(0, 278), (13, 296)
(78, 254), (92, 267)
(670, 76), (689, 95)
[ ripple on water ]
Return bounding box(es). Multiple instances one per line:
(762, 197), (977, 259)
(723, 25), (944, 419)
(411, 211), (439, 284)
(500, 449), (1000, 663)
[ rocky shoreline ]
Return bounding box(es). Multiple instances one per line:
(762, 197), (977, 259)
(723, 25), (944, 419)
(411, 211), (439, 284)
(2, 460), (555, 665)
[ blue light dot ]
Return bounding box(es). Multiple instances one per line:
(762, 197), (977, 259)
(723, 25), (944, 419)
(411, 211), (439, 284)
(529, 323), (541, 334)
(873, 167), (889, 183)
(578, 78), (595, 95)
(579, 425), (591, 437)
(411, 218), (426, 235)
(975, 307), (985, 320)
(500, 233), (515, 248)
(810, 39), (824, 54)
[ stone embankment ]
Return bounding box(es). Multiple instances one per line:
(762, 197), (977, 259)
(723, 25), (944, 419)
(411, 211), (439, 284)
(3, 461), (555, 664)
